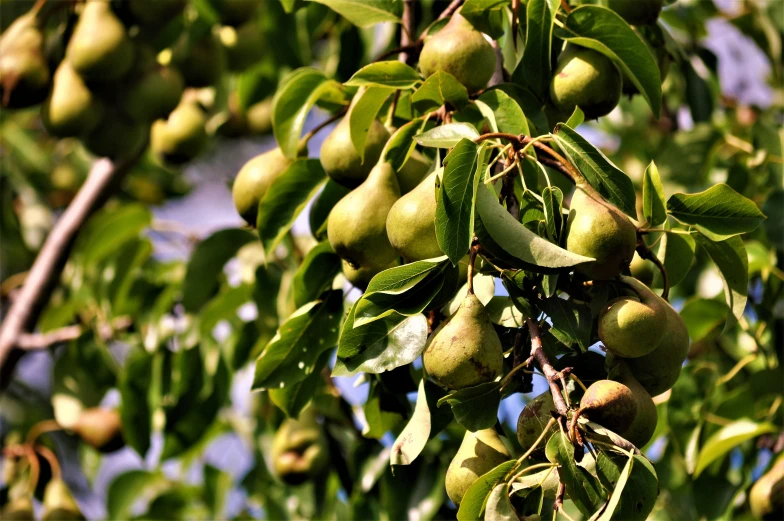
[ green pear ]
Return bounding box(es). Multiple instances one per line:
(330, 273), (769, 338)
(386, 169), (443, 261)
(246, 98), (273, 135)
(151, 99), (208, 164)
(327, 161), (401, 280)
(565, 186), (637, 280)
(232, 147), (297, 226)
(71, 407), (124, 453)
(42, 479), (83, 521)
(550, 45), (622, 120)
(629, 252), (655, 286)
(397, 149), (432, 194)
(66, 0), (134, 81)
(419, 13), (496, 94)
(423, 293), (504, 390)
(607, 0), (663, 26)
(341, 258), (399, 290)
(612, 363), (658, 448)
(171, 33), (225, 87)
(445, 428), (510, 505)
(82, 109), (147, 159)
(220, 22), (265, 71)
(598, 276), (668, 358)
(516, 391), (556, 457)
(212, 0), (261, 26)
(750, 458), (784, 520)
(579, 380), (638, 434)
(320, 116), (390, 188)
(41, 61), (103, 137)
(271, 408), (329, 485)
(121, 64), (184, 123)
(127, 0), (186, 26)
(1, 496), (34, 521)
(0, 12), (50, 108)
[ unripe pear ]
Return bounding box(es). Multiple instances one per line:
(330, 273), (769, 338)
(246, 98), (273, 135)
(565, 186), (637, 280)
(221, 22), (265, 71)
(607, 0), (663, 26)
(66, 0), (134, 81)
(232, 148), (296, 226)
(82, 110), (147, 160)
(423, 293), (504, 390)
(1, 496), (34, 521)
(127, 0), (186, 26)
(750, 458), (784, 520)
(445, 428), (510, 505)
(612, 364), (658, 448)
(419, 13), (496, 94)
(71, 407), (124, 453)
(171, 33), (225, 87)
(327, 162), (401, 281)
(41, 61), (103, 137)
(42, 479), (83, 520)
(599, 276), (668, 358)
(579, 380), (638, 434)
(271, 408), (329, 485)
(320, 116), (390, 188)
(121, 64), (184, 123)
(386, 169), (443, 261)
(397, 149), (432, 194)
(516, 391), (556, 458)
(628, 252), (655, 286)
(151, 99), (208, 164)
(0, 12), (50, 108)
(341, 258), (399, 290)
(550, 45), (622, 120)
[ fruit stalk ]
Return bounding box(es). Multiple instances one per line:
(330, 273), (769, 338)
(635, 236), (669, 300)
(527, 317), (569, 418)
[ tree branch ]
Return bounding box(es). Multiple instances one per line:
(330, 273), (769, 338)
(527, 317), (569, 417)
(16, 316), (133, 350)
(399, 0), (416, 65)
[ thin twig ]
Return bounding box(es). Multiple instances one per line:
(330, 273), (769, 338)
(25, 419), (62, 445)
(560, 0), (573, 14)
(301, 108), (347, 144)
(635, 237), (669, 300)
(17, 316), (133, 350)
(527, 317), (569, 417)
(33, 444), (61, 481)
(399, 0), (416, 65)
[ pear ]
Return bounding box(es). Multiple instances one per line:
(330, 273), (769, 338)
(212, 0), (261, 26)
(66, 0), (134, 81)
(608, 0), (663, 26)
(327, 161), (401, 281)
(565, 186), (637, 280)
(516, 391), (556, 457)
(419, 13), (496, 94)
(271, 408), (329, 485)
(1, 496), (34, 521)
(320, 116), (390, 188)
(598, 276), (668, 358)
(82, 110), (147, 160)
(171, 33), (225, 87)
(0, 12), (50, 108)
(128, 0), (186, 26)
(220, 22), (265, 71)
(41, 61), (103, 137)
(422, 293), (504, 390)
(579, 380), (638, 434)
(246, 98), (273, 135)
(386, 169), (443, 261)
(42, 479), (83, 520)
(397, 149), (432, 194)
(629, 252), (655, 286)
(612, 364), (658, 448)
(750, 458), (784, 520)
(232, 147), (296, 226)
(71, 407), (124, 453)
(341, 258), (399, 290)
(445, 428), (510, 505)
(550, 45), (622, 120)
(151, 99), (208, 164)
(121, 64), (184, 123)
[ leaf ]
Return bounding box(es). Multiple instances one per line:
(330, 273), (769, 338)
(381, 117), (428, 171)
(485, 483), (517, 521)
(257, 159), (327, 256)
(552, 124), (636, 217)
(77, 204), (151, 267)
(390, 379), (451, 466)
(595, 452), (632, 521)
(485, 296), (527, 327)
(679, 298), (728, 342)
(594, 452), (658, 521)
(415, 123), (480, 148)
(436, 139), (484, 264)
(667, 184), (766, 241)
(118, 349), (154, 457)
(476, 89), (530, 136)
(273, 68), (343, 158)
(556, 5), (662, 117)
(457, 460), (517, 521)
(350, 86), (393, 161)
(549, 432), (604, 516)
(182, 229), (256, 312)
(694, 419), (777, 477)
(362, 379), (405, 439)
(292, 241), (342, 308)
(459, 0), (509, 39)
(307, 0), (402, 27)
(654, 229), (696, 288)
(268, 349), (331, 417)
(541, 185), (564, 244)
(476, 183), (594, 269)
(107, 470), (169, 520)
(411, 71), (470, 112)
(253, 290), (343, 390)
(514, 0), (560, 101)
(539, 296), (592, 351)
(344, 61), (421, 88)
(437, 381), (501, 432)
(203, 465), (232, 519)
(309, 180), (351, 239)
(694, 235), (748, 333)
(642, 161), (667, 227)
(565, 106), (585, 128)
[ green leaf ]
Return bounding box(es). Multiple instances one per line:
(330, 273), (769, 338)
(565, 106), (585, 128)
(107, 470), (169, 520)
(292, 241), (342, 308)
(694, 419), (777, 477)
(390, 379), (452, 466)
(549, 432), (604, 516)
(552, 124), (636, 217)
(459, 0), (510, 39)
(539, 296), (592, 351)
(485, 483), (517, 521)
(457, 460), (517, 521)
(362, 379), (405, 438)
(411, 71), (470, 112)
(642, 161), (667, 227)
(309, 180), (351, 240)
(476, 89), (530, 136)
(541, 186), (564, 244)
(118, 348), (154, 457)
(436, 139), (484, 264)
(514, 0), (560, 101)
(415, 122), (480, 148)
(557, 5), (662, 117)
(182, 229), (256, 312)
(344, 61), (421, 88)
(350, 86), (393, 161)
(654, 229), (696, 288)
(77, 204), (151, 267)
(381, 117), (428, 171)
(257, 159), (327, 256)
(269, 349), (331, 417)
(253, 290), (343, 390)
(437, 381), (501, 432)
(594, 452), (658, 521)
(680, 298), (727, 342)
(667, 184), (766, 241)
(694, 235), (748, 333)
(307, 0), (402, 27)
(485, 296), (527, 327)
(203, 465), (232, 519)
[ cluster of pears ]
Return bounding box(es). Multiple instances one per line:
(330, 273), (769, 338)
(269, 407), (330, 485)
(445, 428), (511, 506)
(1, 475), (83, 520)
(69, 407), (125, 453)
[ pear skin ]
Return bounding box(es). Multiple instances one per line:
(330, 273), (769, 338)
(271, 408), (329, 485)
(397, 149), (432, 195)
(445, 428), (510, 505)
(66, 0), (134, 81)
(42, 479), (83, 520)
(566, 187), (637, 280)
(1, 496), (34, 521)
(72, 408), (124, 453)
(0, 12), (50, 108)
(629, 252), (655, 286)
(419, 13), (496, 94)
(750, 458), (784, 520)
(320, 116), (390, 188)
(550, 45), (622, 120)
(246, 98), (273, 135)
(422, 293), (504, 390)
(232, 147), (295, 226)
(41, 61), (103, 137)
(612, 364), (658, 448)
(579, 380), (638, 434)
(516, 391), (556, 457)
(341, 258), (399, 290)
(151, 99), (208, 164)
(386, 169), (443, 261)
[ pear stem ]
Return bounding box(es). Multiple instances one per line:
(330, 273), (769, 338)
(635, 236), (670, 301)
(301, 108), (347, 145)
(25, 420), (62, 446)
(34, 444), (61, 481)
(526, 317), (570, 418)
(466, 239), (480, 295)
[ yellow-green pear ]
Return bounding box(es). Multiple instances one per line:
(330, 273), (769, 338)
(629, 252), (655, 286)
(419, 13), (496, 94)
(232, 147), (298, 226)
(599, 276), (668, 358)
(445, 428), (510, 505)
(397, 149), (432, 194)
(246, 98), (273, 135)
(42, 479), (83, 520)
(151, 99), (208, 164)
(66, 0), (134, 81)
(220, 22), (265, 71)
(423, 293), (504, 390)
(82, 110), (147, 160)
(612, 363), (658, 448)
(607, 0), (663, 26)
(0, 12), (50, 108)
(516, 391), (556, 457)
(1, 496), (34, 521)
(327, 161), (401, 281)
(121, 65), (184, 123)
(565, 186), (637, 280)
(550, 45), (621, 120)
(41, 61), (103, 137)
(128, 0), (186, 26)
(750, 458), (784, 520)
(271, 408), (329, 485)
(71, 407), (124, 453)
(579, 380), (638, 434)
(171, 33), (225, 87)
(386, 169), (443, 261)
(320, 116), (390, 188)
